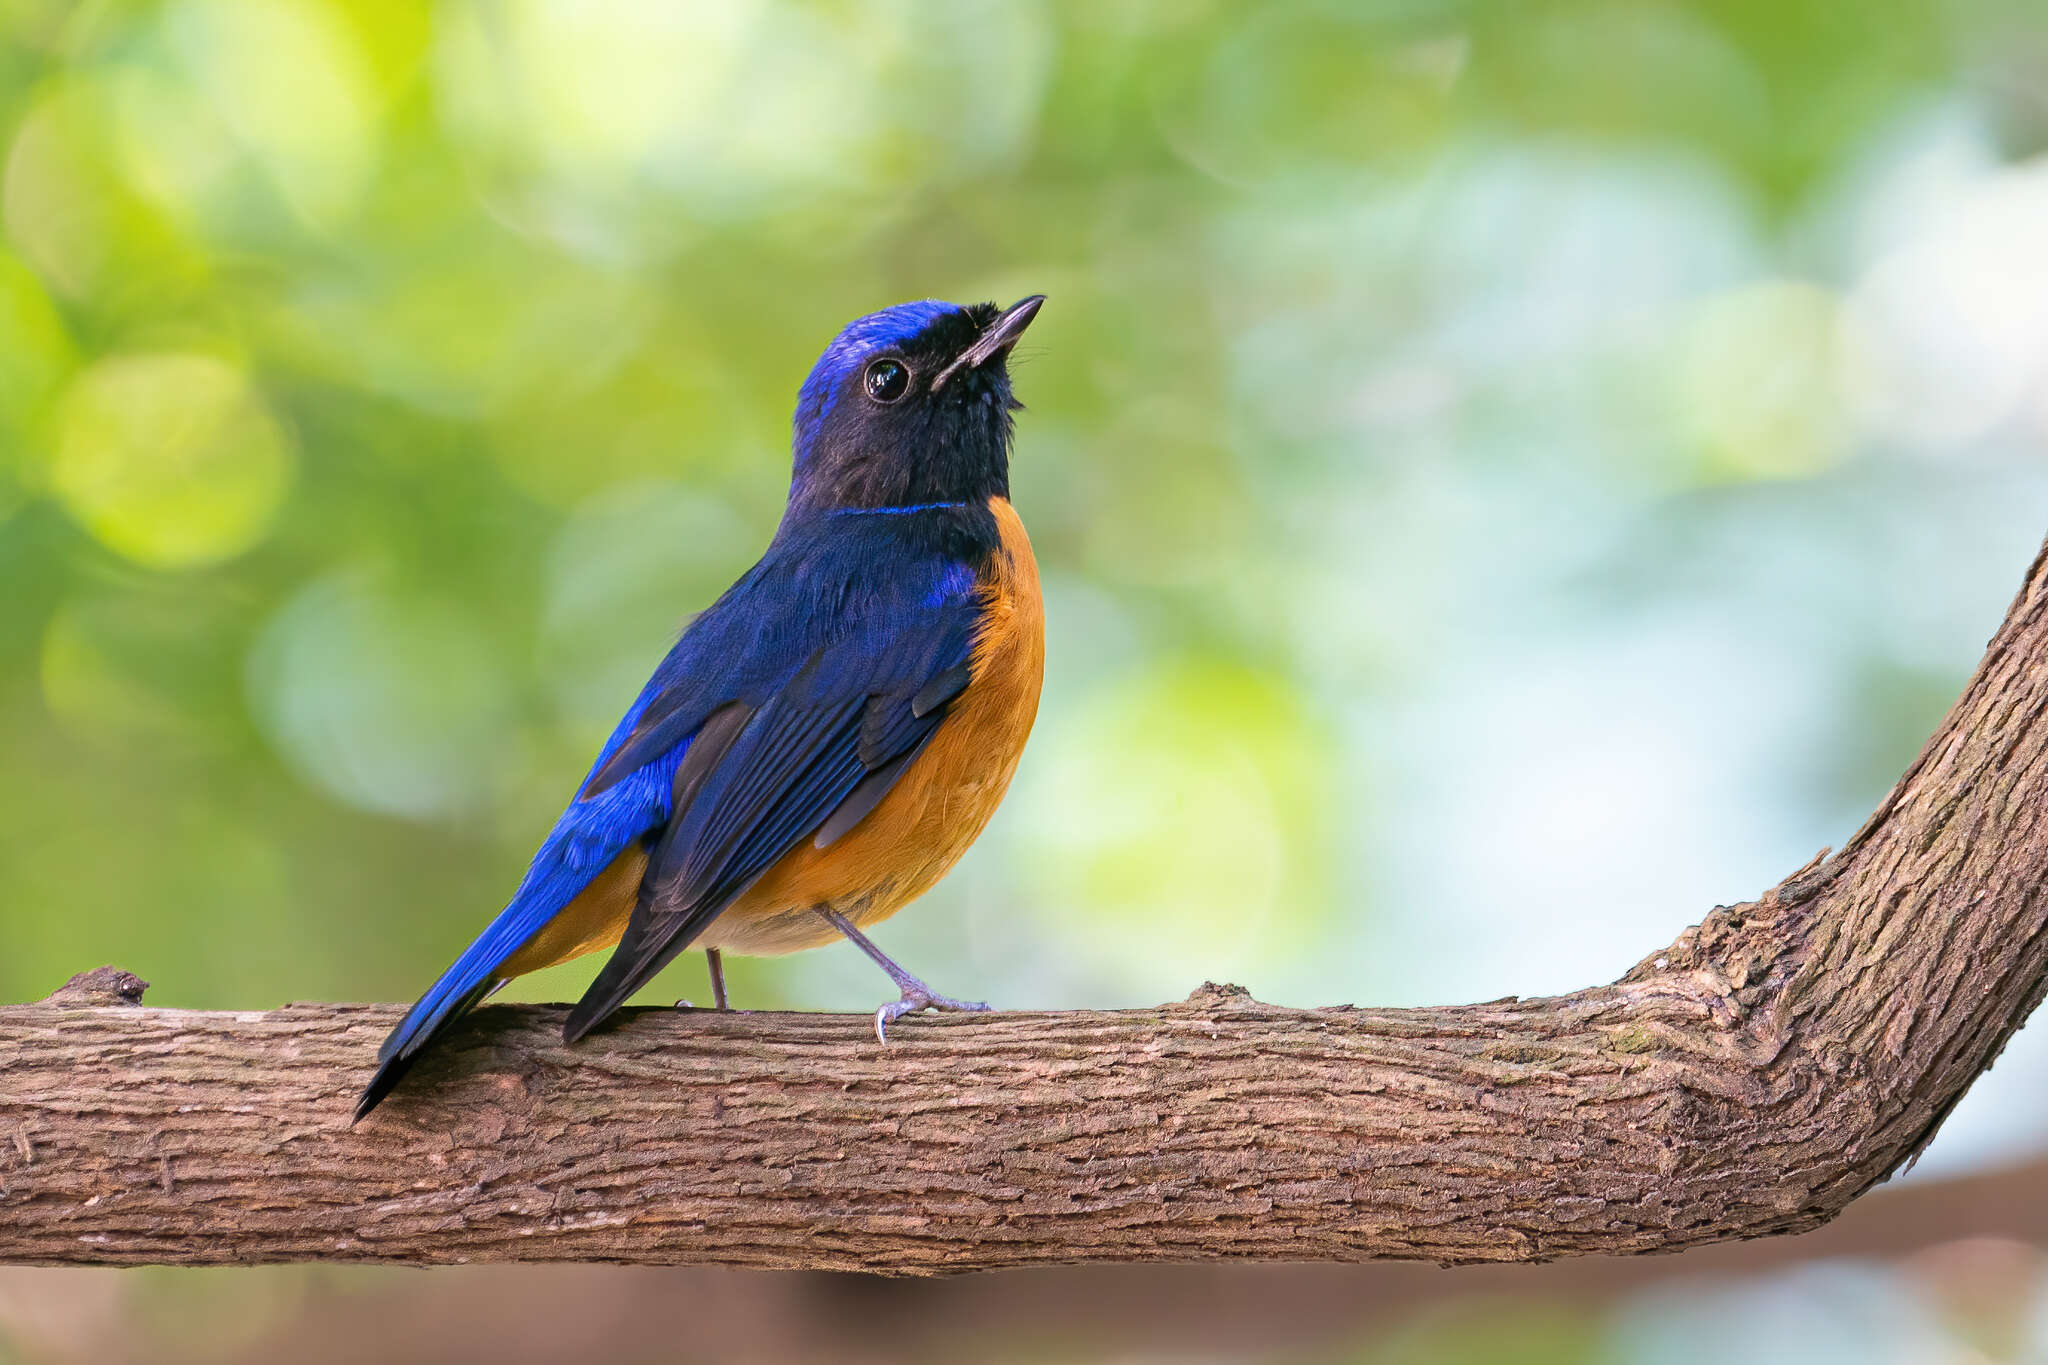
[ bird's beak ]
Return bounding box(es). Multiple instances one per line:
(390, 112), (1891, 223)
(931, 295), (1045, 391)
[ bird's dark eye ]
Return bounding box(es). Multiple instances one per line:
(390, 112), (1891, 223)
(864, 359), (910, 404)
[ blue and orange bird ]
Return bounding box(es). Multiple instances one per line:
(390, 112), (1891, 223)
(356, 297), (1047, 1120)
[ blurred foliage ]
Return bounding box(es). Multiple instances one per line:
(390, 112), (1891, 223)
(2, 0), (2047, 1123)
(1315, 1297), (1603, 1365)
(12, 1240), (2048, 1364)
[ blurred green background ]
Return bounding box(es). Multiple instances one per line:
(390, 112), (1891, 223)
(7, 0), (2048, 1360)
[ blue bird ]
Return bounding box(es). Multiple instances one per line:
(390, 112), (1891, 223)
(357, 296), (1047, 1121)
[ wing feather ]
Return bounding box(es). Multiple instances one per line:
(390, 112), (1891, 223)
(561, 539), (986, 1041)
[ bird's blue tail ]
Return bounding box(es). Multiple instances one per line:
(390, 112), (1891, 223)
(353, 746), (683, 1122)
(352, 907), (534, 1122)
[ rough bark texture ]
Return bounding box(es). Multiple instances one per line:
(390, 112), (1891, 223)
(7, 537), (2048, 1273)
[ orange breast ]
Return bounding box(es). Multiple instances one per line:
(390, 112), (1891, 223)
(699, 496), (1045, 955)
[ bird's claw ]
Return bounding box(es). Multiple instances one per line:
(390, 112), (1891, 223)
(873, 989), (991, 1044)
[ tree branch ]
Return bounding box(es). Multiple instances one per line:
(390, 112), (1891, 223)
(9, 535), (2048, 1273)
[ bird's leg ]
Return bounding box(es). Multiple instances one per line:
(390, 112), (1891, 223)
(706, 948), (729, 1011)
(815, 907), (990, 1043)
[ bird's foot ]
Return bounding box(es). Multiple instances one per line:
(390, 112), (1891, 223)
(812, 906), (988, 1041)
(874, 988), (991, 1044)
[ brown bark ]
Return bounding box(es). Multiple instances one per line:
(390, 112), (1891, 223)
(7, 537), (2048, 1273)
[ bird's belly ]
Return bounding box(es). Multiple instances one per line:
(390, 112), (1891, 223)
(701, 498), (1044, 957)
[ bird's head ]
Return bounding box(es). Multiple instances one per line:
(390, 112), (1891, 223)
(787, 296), (1044, 517)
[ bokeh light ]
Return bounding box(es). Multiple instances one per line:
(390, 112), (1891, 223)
(247, 569), (515, 820)
(49, 352), (293, 570)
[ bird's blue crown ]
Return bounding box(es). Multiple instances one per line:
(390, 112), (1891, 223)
(793, 300), (962, 447)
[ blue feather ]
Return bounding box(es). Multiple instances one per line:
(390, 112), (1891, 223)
(370, 685), (686, 1073)
(559, 511), (992, 1037)
(360, 509), (991, 1115)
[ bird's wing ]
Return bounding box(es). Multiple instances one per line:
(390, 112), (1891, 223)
(358, 520), (986, 1116)
(561, 544), (983, 1040)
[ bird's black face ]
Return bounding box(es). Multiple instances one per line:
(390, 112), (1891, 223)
(788, 297), (1044, 517)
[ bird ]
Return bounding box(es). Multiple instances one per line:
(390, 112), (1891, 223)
(355, 296), (1047, 1121)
